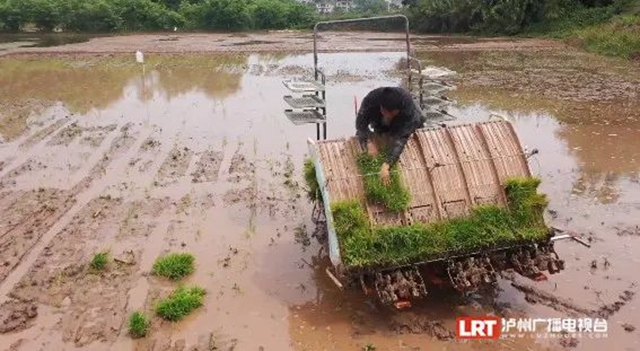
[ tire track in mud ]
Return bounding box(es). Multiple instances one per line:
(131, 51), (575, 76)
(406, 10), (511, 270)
(0, 122), (143, 301)
(46, 122), (83, 146)
(5, 196), (171, 348)
(8, 197), (130, 346)
(0, 159), (47, 188)
(509, 276), (636, 319)
(19, 118), (68, 149)
(78, 124), (118, 148)
(0, 189), (76, 283)
(0, 117), (72, 185)
(129, 135), (162, 174)
(71, 123), (139, 194)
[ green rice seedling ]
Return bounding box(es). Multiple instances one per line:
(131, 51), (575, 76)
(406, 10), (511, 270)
(152, 253), (195, 280)
(356, 152), (410, 212)
(331, 177), (550, 268)
(90, 251), (109, 271)
(155, 286), (206, 321)
(128, 311), (150, 338)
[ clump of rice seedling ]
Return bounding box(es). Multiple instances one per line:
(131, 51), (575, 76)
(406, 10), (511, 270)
(303, 159), (320, 202)
(90, 251), (109, 271)
(505, 177), (548, 228)
(332, 200), (370, 239)
(128, 311), (150, 338)
(332, 177), (550, 268)
(356, 152), (410, 212)
(152, 253), (195, 280)
(155, 286), (206, 321)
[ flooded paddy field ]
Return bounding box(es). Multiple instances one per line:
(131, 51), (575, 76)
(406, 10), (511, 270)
(0, 33), (638, 351)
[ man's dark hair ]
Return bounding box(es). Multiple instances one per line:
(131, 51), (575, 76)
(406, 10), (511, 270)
(379, 87), (405, 111)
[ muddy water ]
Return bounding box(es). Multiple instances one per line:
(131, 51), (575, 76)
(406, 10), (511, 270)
(0, 48), (638, 351)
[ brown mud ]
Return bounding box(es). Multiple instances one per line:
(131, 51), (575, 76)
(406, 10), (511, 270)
(0, 300), (37, 334)
(0, 32), (562, 57)
(0, 33), (638, 351)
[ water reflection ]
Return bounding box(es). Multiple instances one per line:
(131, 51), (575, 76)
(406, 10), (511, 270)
(0, 55), (248, 140)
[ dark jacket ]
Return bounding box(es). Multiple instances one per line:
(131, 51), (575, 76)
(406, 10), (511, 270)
(356, 87), (424, 166)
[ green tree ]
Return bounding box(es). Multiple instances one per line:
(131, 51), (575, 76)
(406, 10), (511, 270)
(354, 0), (388, 14)
(29, 0), (61, 31)
(152, 0), (183, 10)
(476, 0), (543, 34)
(412, 0), (480, 32)
(284, 1), (316, 28)
(60, 0), (123, 32)
(114, 0), (183, 30)
(0, 0), (26, 31)
(180, 0), (253, 30)
(251, 0), (289, 29)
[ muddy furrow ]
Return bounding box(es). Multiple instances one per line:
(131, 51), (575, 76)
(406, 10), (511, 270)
(78, 124), (118, 148)
(46, 122), (83, 146)
(7, 197), (135, 347)
(0, 159), (47, 188)
(155, 145), (194, 187)
(510, 277), (636, 319)
(71, 123), (138, 194)
(19, 118), (69, 149)
(0, 189), (76, 283)
(129, 136), (162, 173)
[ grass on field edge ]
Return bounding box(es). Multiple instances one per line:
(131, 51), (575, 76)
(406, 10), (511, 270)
(523, 1), (640, 59)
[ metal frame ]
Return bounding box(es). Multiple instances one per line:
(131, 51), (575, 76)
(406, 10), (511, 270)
(315, 69), (327, 140)
(312, 15), (424, 109)
(313, 14), (411, 79)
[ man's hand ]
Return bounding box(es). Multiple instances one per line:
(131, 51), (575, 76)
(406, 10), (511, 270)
(367, 141), (378, 156)
(380, 162), (391, 185)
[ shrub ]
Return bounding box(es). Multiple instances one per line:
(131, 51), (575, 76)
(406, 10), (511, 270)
(155, 286), (206, 321)
(152, 253), (195, 280)
(128, 311), (150, 338)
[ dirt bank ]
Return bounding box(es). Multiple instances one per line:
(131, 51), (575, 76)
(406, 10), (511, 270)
(0, 31), (564, 57)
